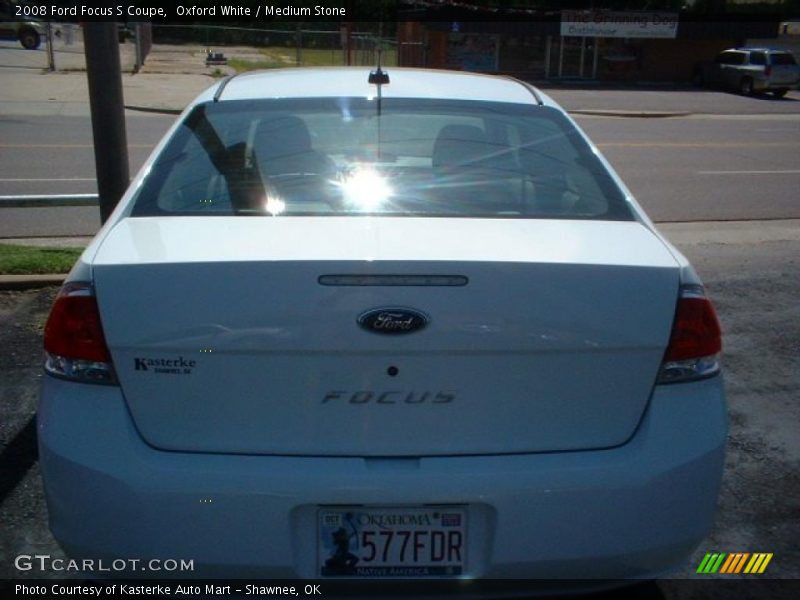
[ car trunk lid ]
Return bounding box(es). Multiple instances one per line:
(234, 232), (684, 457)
(92, 216), (680, 456)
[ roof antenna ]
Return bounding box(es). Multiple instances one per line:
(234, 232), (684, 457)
(368, 47), (389, 117)
(368, 46), (389, 161)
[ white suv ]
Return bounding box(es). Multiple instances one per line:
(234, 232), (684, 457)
(696, 47), (800, 97)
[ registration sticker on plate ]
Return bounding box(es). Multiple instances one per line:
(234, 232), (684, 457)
(318, 507), (467, 577)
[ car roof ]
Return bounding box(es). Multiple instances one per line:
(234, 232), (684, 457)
(193, 67), (550, 108)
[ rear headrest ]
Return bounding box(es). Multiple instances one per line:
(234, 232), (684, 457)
(432, 124), (490, 169)
(253, 115), (313, 160)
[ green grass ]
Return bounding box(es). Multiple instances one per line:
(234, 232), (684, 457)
(0, 244), (83, 275)
(227, 46), (398, 73)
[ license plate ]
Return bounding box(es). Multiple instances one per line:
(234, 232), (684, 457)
(318, 507), (467, 577)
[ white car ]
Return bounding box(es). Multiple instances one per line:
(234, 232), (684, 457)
(38, 68), (726, 587)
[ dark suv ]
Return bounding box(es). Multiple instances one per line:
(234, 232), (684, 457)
(694, 48), (800, 97)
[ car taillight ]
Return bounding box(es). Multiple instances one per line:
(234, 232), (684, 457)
(657, 284), (722, 384)
(765, 65), (772, 77)
(43, 282), (117, 384)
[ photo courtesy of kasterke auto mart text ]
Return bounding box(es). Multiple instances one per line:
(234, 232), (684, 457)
(16, 583), (309, 596)
(37, 66), (726, 590)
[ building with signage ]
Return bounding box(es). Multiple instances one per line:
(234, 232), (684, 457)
(397, 8), (781, 83)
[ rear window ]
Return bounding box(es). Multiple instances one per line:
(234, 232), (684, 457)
(749, 52), (767, 66)
(130, 98), (632, 221)
(769, 52), (797, 66)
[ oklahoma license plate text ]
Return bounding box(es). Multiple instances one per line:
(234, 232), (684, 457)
(318, 507), (466, 577)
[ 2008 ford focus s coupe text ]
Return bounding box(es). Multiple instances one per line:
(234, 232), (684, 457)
(38, 68), (726, 585)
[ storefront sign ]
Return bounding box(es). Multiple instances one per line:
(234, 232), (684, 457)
(561, 11), (678, 39)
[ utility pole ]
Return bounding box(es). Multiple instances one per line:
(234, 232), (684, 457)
(345, 21), (352, 66)
(296, 26), (302, 66)
(83, 23), (129, 224)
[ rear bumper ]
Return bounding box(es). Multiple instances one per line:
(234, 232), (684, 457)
(37, 375), (726, 581)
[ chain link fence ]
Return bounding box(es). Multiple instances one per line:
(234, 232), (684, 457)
(146, 24), (398, 75)
(0, 23), (400, 74)
(0, 22), (138, 71)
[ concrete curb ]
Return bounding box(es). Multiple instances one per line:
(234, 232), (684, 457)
(124, 104), (184, 115)
(0, 274), (65, 291)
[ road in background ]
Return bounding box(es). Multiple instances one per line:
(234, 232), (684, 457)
(0, 112), (171, 196)
(0, 112), (172, 237)
(547, 86), (800, 115)
(580, 113), (800, 222)
(1, 110), (799, 236)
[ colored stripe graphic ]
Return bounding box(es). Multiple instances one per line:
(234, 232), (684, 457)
(759, 554), (773, 573)
(719, 553), (748, 573)
(719, 553), (736, 574)
(699, 552), (773, 574)
(745, 554), (761, 573)
(696, 553), (713, 573)
(733, 553), (750, 573)
(745, 553), (774, 574)
(711, 553), (726, 573)
(697, 553), (727, 574)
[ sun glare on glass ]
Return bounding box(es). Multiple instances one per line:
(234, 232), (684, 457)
(264, 194), (286, 216)
(339, 166), (392, 210)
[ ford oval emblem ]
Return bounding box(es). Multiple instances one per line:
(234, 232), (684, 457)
(358, 307), (429, 335)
